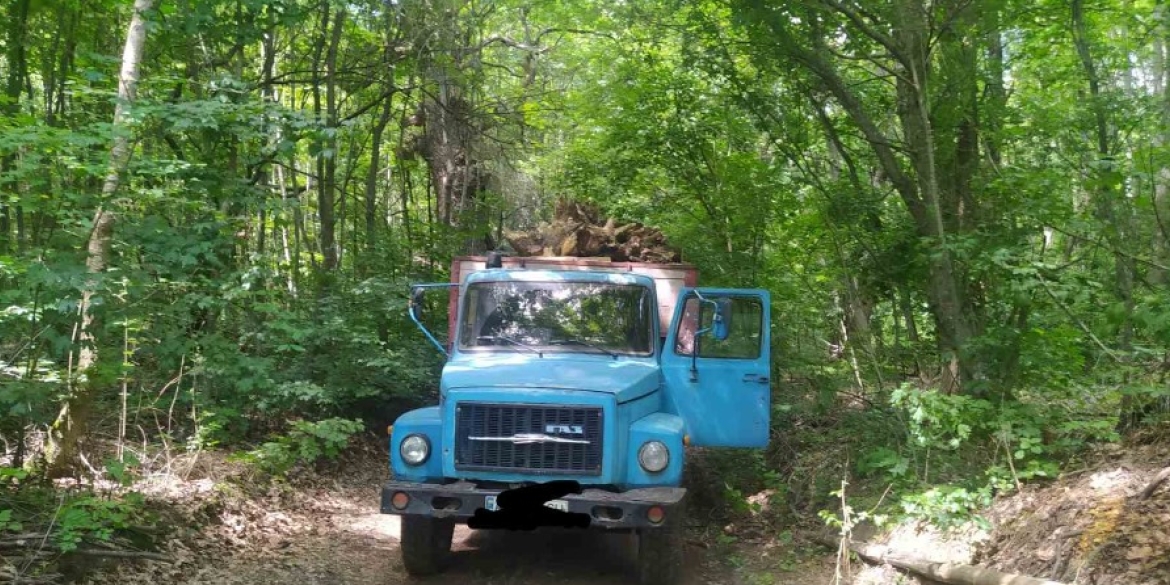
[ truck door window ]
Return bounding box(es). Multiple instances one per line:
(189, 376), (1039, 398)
(674, 296), (763, 359)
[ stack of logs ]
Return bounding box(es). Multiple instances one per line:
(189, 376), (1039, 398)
(504, 199), (681, 263)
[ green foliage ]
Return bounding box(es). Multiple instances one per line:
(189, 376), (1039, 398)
(898, 486), (993, 531)
(890, 384), (988, 452)
(0, 478), (149, 555)
(239, 417), (364, 476)
(103, 455), (142, 488)
(56, 493), (147, 553)
(0, 467), (28, 487)
(0, 508), (23, 533)
(841, 383), (1122, 529)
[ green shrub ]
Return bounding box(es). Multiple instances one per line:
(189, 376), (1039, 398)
(897, 485), (992, 530)
(840, 383), (1118, 530)
(240, 417), (364, 475)
(56, 493), (147, 552)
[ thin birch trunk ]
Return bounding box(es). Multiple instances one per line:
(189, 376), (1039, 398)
(47, 0), (153, 477)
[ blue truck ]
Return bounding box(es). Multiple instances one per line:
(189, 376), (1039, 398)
(382, 253), (772, 584)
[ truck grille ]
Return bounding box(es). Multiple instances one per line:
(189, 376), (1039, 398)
(454, 403), (604, 476)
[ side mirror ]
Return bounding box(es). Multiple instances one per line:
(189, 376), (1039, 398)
(409, 286), (426, 318)
(407, 282), (459, 358)
(711, 298), (732, 341)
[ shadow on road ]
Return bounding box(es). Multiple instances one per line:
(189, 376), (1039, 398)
(439, 527), (640, 583)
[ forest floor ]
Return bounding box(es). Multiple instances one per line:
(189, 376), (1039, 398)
(845, 436), (1170, 585)
(77, 437), (839, 585)
(72, 432), (1170, 585)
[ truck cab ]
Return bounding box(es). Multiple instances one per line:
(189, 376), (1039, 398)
(382, 255), (771, 585)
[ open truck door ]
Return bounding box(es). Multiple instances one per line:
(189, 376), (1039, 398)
(662, 288), (771, 448)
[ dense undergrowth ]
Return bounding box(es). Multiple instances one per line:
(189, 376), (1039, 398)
(705, 373), (1168, 551)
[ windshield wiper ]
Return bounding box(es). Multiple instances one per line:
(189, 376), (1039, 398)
(477, 335), (544, 357)
(549, 338), (620, 359)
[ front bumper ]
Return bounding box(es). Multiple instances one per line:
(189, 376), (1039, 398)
(380, 480), (686, 530)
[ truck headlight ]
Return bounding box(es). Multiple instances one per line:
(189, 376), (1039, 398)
(638, 440), (669, 473)
(400, 434), (430, 465)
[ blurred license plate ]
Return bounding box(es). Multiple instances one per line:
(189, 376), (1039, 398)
(483, 496), (568, 512)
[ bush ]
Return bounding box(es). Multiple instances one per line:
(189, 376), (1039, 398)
(56, 493), (149, 552)
(2, 463), (150, 554)
(839, 383), (1119, 529)
(239, 417), (365, 476)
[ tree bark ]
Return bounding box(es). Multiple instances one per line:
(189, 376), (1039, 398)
(1, 0), (31, 253)
(47, 0), (153, 477)
(257, 17), (277, 258)
(1072, 0), (1135, 349)
(892, 0), (977, 394)
(319, 6), (346, 272)
(984, 7), (1007, 168)
(1153, 0), (1170, 285)
(1138, 465), (1170, 500)
(366, 97), (393, 257)
(310, 6), (329, 272)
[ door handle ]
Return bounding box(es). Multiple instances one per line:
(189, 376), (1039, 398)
(743, 374), (769, 385)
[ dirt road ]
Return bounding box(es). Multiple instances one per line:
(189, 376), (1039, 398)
(86, 451), (836, 585)
(147, 482), (740, 585)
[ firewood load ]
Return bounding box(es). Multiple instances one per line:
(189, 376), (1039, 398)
(504, 200), (682, 263)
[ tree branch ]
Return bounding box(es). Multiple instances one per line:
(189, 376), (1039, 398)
(478, 36), (550, 54)
(772, 28), (922, 216)
(340, 88), (397, 124)
(1140, 466), (1170, 500)
(818, 0), (911, 68)
(1036, 274), (1124, 363)
(1047, 225), (1170, 272)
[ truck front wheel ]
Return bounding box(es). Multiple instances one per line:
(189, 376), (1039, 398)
(400, 516), (455, 576)
(635, 516), (684, 585)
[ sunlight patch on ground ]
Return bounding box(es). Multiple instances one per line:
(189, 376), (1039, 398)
(1089, 469), (1131, 491)
(337, 509), (481, 549)
(341, 512), (401, 541)
(452, 524), (477, 549)
(881, 519), (990, 565)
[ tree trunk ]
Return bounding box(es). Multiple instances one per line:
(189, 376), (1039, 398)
(1, 0), (31, 253)
(1072, 0), (1135, 349)
(892, 0), (978, 393)
(257, 19), (277, 259)
(984, 7), (1007, 168)
(366, 97), (393, 257)
(310, 6), (329, 272)
(1153, 0), (1170, 285)
(47, 0), (153, 478)
(319, 6), (345, 273)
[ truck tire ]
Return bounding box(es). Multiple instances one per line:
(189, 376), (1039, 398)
(400, 516), (455, 576)
(636, 508), (685, 585)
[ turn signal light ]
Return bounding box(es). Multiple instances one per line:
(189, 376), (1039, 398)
(387, 425), (394, 436)
(646, 506), (665, 524)
(391, 491), (410, 510)
(683, 435), (690, 447)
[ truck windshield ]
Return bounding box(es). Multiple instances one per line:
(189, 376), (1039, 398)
(458, 281), (655, 356)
